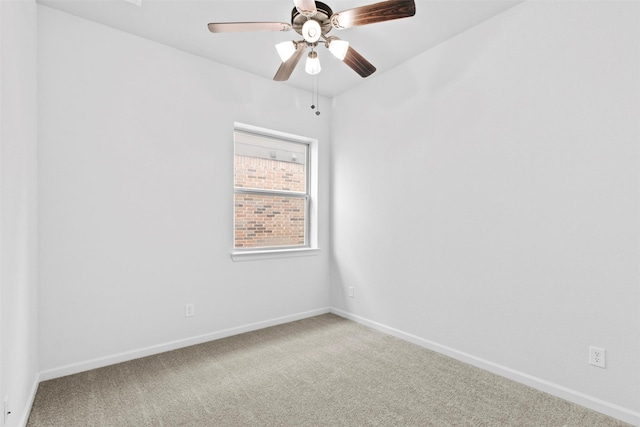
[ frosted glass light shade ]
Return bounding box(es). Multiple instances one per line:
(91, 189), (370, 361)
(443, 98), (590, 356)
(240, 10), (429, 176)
(328, 39), (349, 60)
(305, 51), (321, 75)
(275, 41), (296, 62)
(302, 20), (321, 43)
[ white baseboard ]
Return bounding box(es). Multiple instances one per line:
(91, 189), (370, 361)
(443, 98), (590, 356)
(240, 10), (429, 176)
(18, 372), (39, 427)
(330, 308), (640, 427)
(39, 307), (330, 382)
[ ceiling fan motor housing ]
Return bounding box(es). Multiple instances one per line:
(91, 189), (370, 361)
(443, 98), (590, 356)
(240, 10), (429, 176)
(292, 1), (334, 37)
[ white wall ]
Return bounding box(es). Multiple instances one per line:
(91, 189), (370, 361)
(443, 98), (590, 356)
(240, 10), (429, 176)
(331, 1), (639, 423)
(37, 6), (331, 376)
(0, 0), (39, 425)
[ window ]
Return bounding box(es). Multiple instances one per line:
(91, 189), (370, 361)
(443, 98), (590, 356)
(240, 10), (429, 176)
(232, 123), (318, 260)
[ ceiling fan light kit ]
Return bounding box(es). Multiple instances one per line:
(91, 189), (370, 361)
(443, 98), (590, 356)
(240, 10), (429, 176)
(208, 0), (416, 81)
(302, 19), (322, 43)
(305, 50), (321, 75)
(326, 37), (349, 60)
(276, 41), (297, 62)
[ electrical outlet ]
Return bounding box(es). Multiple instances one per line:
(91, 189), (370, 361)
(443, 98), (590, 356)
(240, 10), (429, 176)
(348, 287), (354, 298)
(185, 304), (195, 318)
(589, 346), (606, 368)
(3, 396), (10, 425)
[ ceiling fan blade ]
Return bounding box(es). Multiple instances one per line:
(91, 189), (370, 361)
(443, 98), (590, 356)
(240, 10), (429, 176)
(331, 0), (415, 29)
(293, 0), (317, 16)
(273, 43), (307, 81)
(342, 46), (376, 78)
(207, 22), (292, 33)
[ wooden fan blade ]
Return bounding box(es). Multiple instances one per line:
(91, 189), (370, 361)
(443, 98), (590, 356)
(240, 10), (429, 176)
(293, 0), (317, 16)
(343, 46), (376, 78)
(331, 0), (415, 29)
(207, 22), (292, 33)
(273, 44), (307, 81)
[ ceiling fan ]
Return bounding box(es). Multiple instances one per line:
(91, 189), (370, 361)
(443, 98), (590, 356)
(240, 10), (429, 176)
(207, 0), (416, 82)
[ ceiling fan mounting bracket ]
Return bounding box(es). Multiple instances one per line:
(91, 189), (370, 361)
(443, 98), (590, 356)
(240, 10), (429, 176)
(330, 14), (344, 30)
(291, 40), (317, 49)
(291, 1), (333, 37)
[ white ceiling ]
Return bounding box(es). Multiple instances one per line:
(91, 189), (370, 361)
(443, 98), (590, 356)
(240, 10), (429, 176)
(36, 0), (522, 97)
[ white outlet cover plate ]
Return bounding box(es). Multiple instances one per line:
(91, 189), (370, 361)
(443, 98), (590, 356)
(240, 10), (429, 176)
(185, 304), (195, 317)
(589, 346), (606, 368)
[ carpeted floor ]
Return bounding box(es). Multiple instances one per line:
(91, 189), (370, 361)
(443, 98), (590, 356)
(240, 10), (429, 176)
(28, 314), (630, 426)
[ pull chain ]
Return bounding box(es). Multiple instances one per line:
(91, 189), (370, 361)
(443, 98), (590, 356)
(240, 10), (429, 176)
(310, 76), (315, 110)
(310, 73), (320, 116)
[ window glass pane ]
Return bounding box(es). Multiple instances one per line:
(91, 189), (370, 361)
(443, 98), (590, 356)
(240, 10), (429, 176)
(234, 193), (306, 249)
(234, 133), (307, 193)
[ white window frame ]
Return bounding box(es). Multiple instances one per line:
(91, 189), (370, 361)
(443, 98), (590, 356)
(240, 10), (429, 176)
(231, 123), (319, 262)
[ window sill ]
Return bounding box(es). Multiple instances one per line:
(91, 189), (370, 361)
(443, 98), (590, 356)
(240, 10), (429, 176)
(231, 247), (320, 262)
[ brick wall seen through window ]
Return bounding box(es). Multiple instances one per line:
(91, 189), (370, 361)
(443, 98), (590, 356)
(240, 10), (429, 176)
(234, 155), (306, 248)
(234, 130), (309, 250)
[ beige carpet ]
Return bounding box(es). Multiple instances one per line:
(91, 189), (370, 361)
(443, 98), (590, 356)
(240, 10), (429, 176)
(28, 314), (630, 426)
